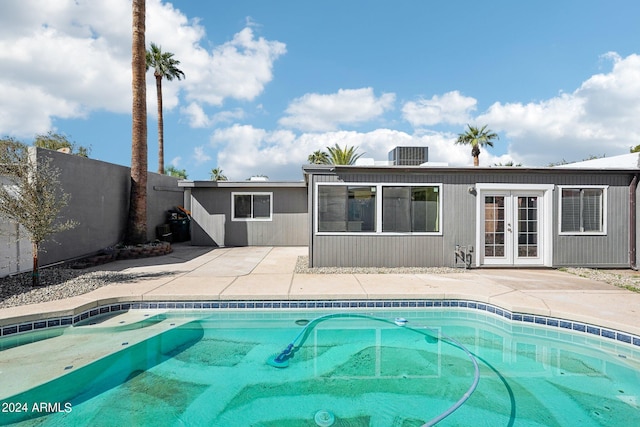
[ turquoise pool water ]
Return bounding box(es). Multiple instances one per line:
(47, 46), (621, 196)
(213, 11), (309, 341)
(2, 309), (639, 426)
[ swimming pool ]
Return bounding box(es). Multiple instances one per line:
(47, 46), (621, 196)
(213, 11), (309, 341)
(1, 307), (639, 426)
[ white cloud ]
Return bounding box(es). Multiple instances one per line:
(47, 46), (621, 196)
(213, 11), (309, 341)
(210, 123), (505, 180)
(192, 146), (212, 166)
(211, 108), (247, 125)
(0, 0), (132, 137)
(181, 103), (211, 128)
(0, 82), (84, 137)
(181, 103), (247, 129)
(170, 156), (182, 167)
(183, 27), (286, 107)
(279, 88), (396, 132)
(0, 0), (286, 137)
(402, 91), (477, 127)
(478, 53), (640, 166)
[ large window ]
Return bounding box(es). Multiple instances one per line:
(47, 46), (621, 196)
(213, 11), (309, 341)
(317, 184), (441, 234)
(232, 192), (272, 221)
(383, 186), (439, 232)
(318, 186), (376, 232)
(559, 186), (606, 234)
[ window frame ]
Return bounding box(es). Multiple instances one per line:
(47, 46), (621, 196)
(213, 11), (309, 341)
(231, 192), (273, 222)
(314, 182), (443, 235)
(557, 185), (607, 235)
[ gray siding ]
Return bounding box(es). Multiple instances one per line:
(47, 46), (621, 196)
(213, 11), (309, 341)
(309, 167), (635, 268)
(190, 186), (308, 246)
(313, 235), (443, 267)
(553, 177), (630, 267)
(310, 171), (478, 267)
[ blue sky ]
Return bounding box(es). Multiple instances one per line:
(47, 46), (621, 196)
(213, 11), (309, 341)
(1, 0), (639, 180)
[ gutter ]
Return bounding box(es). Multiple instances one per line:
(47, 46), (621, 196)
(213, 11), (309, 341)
(631, 174), (638, 270)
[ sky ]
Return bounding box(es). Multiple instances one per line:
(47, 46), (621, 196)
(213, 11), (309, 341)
(1, 1), (639, 181)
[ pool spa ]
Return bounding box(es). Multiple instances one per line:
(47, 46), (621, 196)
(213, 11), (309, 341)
(1, 301), (640, 426)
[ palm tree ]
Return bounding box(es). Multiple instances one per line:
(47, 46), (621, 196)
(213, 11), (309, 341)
(210, 167), (228, 181)
(126, 0), (147, 245)
(146, 42), (185, 175)
(326, 144), (364, 165)
(455, 124), (499, 166)
(307, 150), (330, 164)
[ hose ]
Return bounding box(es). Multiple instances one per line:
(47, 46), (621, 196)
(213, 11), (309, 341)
(268, 313), (480, 425)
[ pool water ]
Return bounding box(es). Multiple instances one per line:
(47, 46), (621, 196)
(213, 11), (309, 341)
(2, 309), (639, 426)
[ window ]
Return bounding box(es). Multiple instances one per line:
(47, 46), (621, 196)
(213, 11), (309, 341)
(318, 186), (376, 231)
(382, 186), (439, 232)
(559, 186), (606, 234)
(232, 192), (272, 221)
(316, 184), (441, 234)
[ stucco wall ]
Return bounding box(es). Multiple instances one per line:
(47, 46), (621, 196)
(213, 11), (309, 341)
(0, 190), (31, 277)
(0, 148), (184, 272)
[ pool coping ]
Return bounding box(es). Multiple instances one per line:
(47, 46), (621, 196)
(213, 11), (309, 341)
(2, 297), (640, 350)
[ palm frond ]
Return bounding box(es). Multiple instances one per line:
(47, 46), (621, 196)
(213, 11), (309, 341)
(146, 42), (185, 81)
(326, 144), (364, 165)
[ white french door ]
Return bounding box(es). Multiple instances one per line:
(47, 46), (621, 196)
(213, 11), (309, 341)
(481, 191), (544, 266)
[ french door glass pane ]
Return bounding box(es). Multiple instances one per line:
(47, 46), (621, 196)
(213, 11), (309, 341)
(517, 196), (538, 258)
(484, 196), (505, 258)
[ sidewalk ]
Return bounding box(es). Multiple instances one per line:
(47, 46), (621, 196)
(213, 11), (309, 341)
(1, 245), (639, 336)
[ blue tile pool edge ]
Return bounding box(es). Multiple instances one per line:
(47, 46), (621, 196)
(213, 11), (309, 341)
(2, 299), (639, 349)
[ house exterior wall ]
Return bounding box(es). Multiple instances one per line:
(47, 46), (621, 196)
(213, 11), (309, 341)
(307, 167), (634, 268)
(189, 186), (308, 246)
(552, 175), (629, 267)
(309, 170), (476, 268)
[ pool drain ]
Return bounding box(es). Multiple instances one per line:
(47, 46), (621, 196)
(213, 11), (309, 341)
(314, 410), (335, 426)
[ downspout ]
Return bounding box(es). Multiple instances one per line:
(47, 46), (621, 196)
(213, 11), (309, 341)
(630, 174), (638, 270)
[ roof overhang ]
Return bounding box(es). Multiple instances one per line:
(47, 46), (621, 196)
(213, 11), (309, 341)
(178, 180), (307, 188)
(302, 164), (640, 175)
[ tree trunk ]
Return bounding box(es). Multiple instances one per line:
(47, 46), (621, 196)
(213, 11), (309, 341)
(471, 145), (480, 167)
(32, 242), (39, 287)
(126, 0), (148, 245)
(156, 74), (164, 175)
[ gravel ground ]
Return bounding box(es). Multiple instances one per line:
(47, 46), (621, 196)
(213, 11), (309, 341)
(2, 261), (639, 310)
(0, 267), (175, 309)
(561, 267), (640, 292)
(294, 256), (462, 275)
